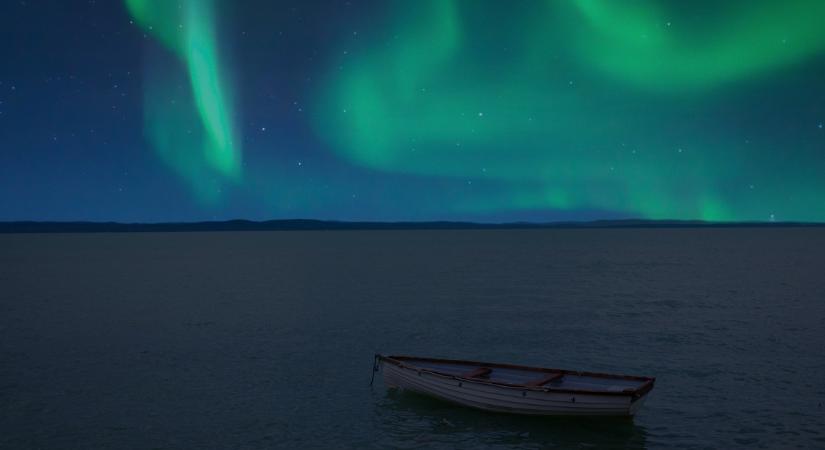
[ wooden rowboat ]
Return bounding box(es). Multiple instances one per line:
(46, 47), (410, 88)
(376, 355), (655, 416)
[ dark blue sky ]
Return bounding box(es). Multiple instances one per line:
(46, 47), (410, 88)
(1, 1), (824, 222)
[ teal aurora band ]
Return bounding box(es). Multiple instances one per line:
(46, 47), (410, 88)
(120, 0), (825, 221)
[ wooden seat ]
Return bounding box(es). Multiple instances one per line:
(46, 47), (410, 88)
(461, 367), (492, 378)
(525, 372), (563, 387)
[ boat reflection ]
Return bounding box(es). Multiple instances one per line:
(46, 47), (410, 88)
(373, 389), (648, 449)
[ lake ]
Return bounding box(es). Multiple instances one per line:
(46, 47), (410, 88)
(1, 229), (824, 448)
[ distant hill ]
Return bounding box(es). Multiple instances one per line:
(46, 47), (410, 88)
(0, 219), (822, 233)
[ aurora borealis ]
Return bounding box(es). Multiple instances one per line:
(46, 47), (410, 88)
(1, 0), (824, 222)
(125, 0), (241, 202)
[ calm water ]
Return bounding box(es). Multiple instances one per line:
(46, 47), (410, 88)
(1, 229), (824, 449)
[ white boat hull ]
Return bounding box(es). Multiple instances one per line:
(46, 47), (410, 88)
(381, 360), (648, 416)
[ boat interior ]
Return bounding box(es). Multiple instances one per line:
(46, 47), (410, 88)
(387, 356), (651, 393)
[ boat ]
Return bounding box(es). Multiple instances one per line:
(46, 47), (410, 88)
(374, 354), (655, 416)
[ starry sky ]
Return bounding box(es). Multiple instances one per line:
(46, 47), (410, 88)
(1, 0), (824, 223)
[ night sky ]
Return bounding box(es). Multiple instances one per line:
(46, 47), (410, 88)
(1, 0), (824, 223)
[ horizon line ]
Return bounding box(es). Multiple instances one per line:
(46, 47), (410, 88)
(1, 218), (824, 234)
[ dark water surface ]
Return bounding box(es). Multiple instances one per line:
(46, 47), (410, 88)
(1, 229), (824, 449)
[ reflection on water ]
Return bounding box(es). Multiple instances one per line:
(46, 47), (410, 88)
(374, 389), (648, 449)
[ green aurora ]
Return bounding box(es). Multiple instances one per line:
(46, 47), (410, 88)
(129, 0), (825, 220)
(318, 0), (825, 221)
(126, 0), (240, 203)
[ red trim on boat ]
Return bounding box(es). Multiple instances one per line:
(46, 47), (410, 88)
(461, 367), (492, 378)
(525, 372), (564, 386)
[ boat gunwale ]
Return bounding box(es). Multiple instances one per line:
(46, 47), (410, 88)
(379, 354), (655, 398)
